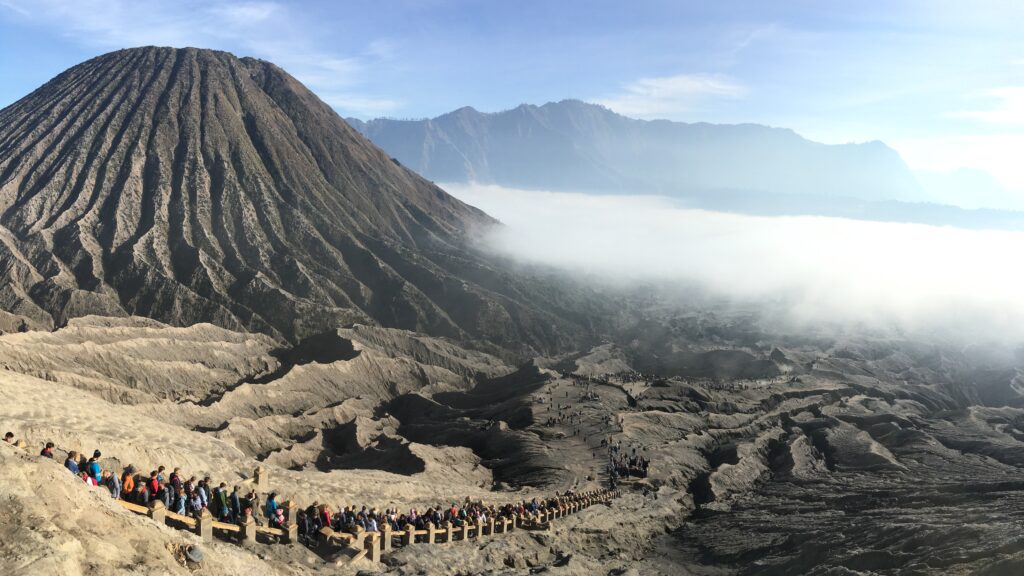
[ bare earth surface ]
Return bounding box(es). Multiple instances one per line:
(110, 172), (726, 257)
(2, 313), (1022, 575)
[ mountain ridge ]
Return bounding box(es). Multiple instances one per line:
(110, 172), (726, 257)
(347, 98), (925, 203)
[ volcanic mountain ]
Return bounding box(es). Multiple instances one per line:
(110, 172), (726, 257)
(0, 47), (593, 349)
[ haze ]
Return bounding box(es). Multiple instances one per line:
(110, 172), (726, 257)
(448, 183), (1024, 343)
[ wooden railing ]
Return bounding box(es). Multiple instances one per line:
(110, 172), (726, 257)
(25, 438), (620, 566)
(312, 488), (619, 565)
(112, 476), (618, 565)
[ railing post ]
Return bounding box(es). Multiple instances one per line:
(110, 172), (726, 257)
(253, 466), (266, 491)
(381, 525), (393, 552)
(476, 518), (485, 539)
(283, 521), (298, 544)
(197, 509), (213, 542)
(461, 523), (470, 541)
(487, 518), (495, 536)
(369, 532), (382, 562)
(403, 525), (415, 546)
(445, 523), (454, 544)
(241, 513), (257, 545)
(147, 500), (166, 525)
(317, 526), (335, 551)
(427, 523), (438, 544)
(282, 500), (296, 523)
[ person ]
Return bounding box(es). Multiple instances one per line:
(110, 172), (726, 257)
(120, 465), (136, 499)
(39, 442), (54, 458)
(80, 471), (98, 487)
(146, 471), (160, 504)
(133, 480), (150, 505)
(169, 468), (182, 494)
(209, 483), (224, 520)
(172, 487), (187, 515)
(189, 490), (203, 518)
(265, 492), (279, 527)
(87, 451), (102, 483)
(64, 451), (80, 474)
(244, 490), (262, 526)
(229, 486), (242, 524)
(213, 483), (231, 522)
(306, 503), (322, 532)
(197, 478), (209, 509)
(3, 432), (13, 444)
(102, 469), (121, 499)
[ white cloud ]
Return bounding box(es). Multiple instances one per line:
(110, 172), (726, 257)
(594, 73), (744, 119)
(314, 92), (401, 117)
(949, 87), (1024, 125)
(207, 1), (280, 26)
(893, 134), (1024, 192)
(446, 182), (1024, 343)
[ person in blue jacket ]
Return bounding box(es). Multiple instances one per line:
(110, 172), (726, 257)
(64, 451), (80, 474)
(87, 450), (102, 482)
(265, 492), (279, 527)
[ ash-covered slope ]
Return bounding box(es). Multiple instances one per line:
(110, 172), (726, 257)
(0, 47), (592, 349)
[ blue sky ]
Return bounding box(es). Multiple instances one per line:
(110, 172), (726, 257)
(1, 0), (1023, 205)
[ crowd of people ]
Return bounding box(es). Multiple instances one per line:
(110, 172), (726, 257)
(5, 431), (612, 549)
(607, 442), (650, 484)
(4, 432), (283, 529)
(292, 492), (595, 544)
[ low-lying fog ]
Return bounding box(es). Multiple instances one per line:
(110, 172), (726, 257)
(446, 183), (1024, 345)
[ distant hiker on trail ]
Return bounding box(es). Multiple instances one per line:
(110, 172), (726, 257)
(3, 432), (13, 444)
(40, 442), (54, 458)
(65, 451), (80, 474)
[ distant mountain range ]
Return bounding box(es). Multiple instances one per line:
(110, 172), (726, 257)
(349, 100), (1024, 230)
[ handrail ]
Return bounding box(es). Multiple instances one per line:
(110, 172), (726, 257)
(116, 500), (149, 514)
(16, 434), (620, 565)
(255, 525), (286, 536)
(212, 520), (241, 533)
(166, 511), (197, 527)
